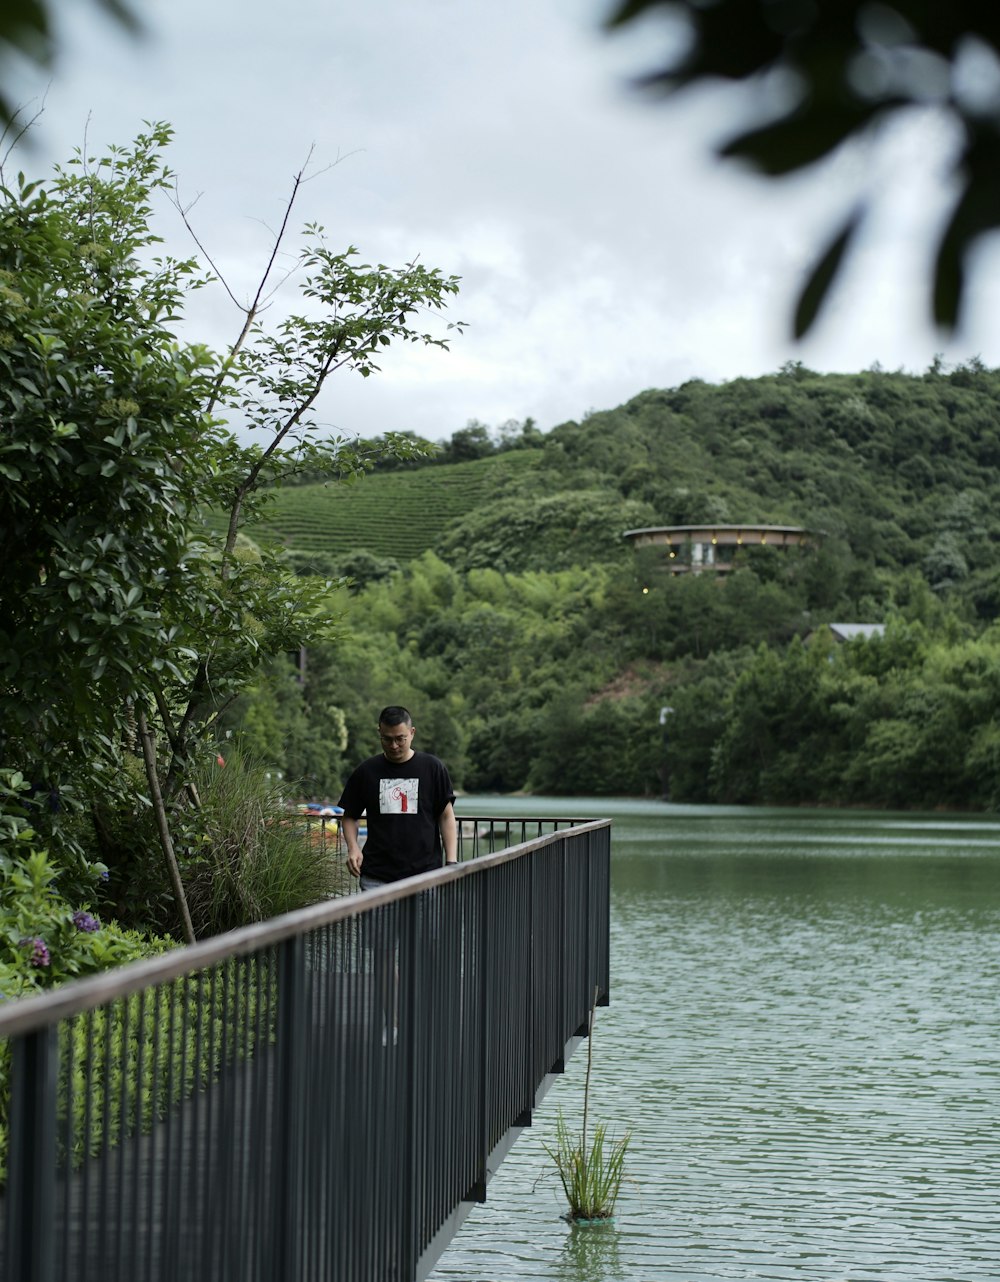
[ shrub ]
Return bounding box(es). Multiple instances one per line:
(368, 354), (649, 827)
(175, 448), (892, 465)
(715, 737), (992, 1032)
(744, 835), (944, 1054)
(0, 847), (172, 999)
(182, 746), (346, 937)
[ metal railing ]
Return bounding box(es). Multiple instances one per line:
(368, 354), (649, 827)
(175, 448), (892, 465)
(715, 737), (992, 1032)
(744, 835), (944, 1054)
(0, 818), (611, 1282)
(295, 812), (594, 872)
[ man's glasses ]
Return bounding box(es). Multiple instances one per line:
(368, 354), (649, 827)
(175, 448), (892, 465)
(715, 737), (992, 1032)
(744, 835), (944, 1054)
(379, 733), (411, 745)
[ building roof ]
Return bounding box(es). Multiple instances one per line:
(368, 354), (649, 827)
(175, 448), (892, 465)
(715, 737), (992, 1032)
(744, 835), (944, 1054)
(826, 623), (886, 642)
(623, 524), (814, 548)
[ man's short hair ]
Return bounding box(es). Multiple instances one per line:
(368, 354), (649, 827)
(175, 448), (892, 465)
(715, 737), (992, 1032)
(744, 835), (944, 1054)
(378, 705), (412, 728)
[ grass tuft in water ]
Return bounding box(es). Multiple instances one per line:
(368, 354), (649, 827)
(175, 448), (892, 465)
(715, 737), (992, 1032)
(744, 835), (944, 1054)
(544, 989), (631, 1222)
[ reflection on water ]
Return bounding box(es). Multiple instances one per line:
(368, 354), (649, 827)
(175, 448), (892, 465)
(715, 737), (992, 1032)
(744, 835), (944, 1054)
(432, 799), (1000, 1281)
(555, 1220), (628, 1281)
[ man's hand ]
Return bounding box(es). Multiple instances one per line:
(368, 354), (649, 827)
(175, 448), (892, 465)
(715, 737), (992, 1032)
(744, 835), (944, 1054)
(343, 816), (364, 877)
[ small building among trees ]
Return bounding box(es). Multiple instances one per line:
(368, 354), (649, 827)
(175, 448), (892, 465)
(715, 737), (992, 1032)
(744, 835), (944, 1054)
(806, 622), (886, 645)
(622, 524), (815, 575)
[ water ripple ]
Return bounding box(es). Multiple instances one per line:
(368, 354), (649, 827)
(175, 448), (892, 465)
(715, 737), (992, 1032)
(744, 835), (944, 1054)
(432, 813), (1000, 1281)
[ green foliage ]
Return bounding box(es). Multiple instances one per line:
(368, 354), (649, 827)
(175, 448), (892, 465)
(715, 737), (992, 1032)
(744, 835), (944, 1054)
(0, 125), (221, 782)
(693, 620), (1000, 810)
(546, 1111), (631, 1223)
(232, 365), (1000, 624)
(226, 402), (1000, 811)
(181, 745), (347, 936)
(189, 359), (1000, 812)
(0, 844), (171, 998)
(709, 638), (833, 805)
(200, 450), (543, 565)
(436, 490), (654, 574)
(0, 123), (463, 932)
(530, 696), (662, 797)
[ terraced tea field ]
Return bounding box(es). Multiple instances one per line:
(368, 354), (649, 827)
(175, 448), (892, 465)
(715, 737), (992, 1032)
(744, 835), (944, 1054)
(201, 450), (542, 562)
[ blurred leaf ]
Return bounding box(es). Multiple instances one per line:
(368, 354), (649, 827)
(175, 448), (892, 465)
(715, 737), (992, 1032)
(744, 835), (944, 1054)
(605, 0), (1000, 332)
(794, 206), (863, 338)
(720, 102), (878, 176)
(933, 133), (1000, 331)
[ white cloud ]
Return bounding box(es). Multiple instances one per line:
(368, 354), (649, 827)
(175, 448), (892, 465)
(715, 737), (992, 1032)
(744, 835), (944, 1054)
(6, 0), (997, 443)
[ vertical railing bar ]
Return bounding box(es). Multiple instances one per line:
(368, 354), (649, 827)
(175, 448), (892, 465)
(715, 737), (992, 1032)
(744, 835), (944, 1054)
(273, 936), (306, 1282)
(256, 948), (276, 1281)
(312, 926), (325, 1282)
(5, 1025), (58, 1282)
(224, 958), (237, 1282)
(174, 974), (190, 1280)
(129, 988), (146, 1282)
(203, 964), (218, 1279)
(97, 994), (114, 1275)
(58, 1017), (74, 1282)
(322, 925), (336, 1282)
(336, 925), (348, 1282)
(230, 957), (247, 1278)
(79, 1008), (96, 1271)
(145, 985), (162, 1282)
(524, 853), (534, 1116)
(560, 836), (569, 1051)
(474, 871), (489, 1202)
(405, 897), (419, 1278)
(114, 992), (131, 1280)
(245, 953), (260, 1280)
(162, 977), (181, 1282)
(183, 972), (197, 1277)
(188, 964), (206, 1276)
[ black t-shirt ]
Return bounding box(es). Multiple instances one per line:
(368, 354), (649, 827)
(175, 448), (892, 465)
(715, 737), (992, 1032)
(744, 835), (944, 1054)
(337, 750), (456, 882)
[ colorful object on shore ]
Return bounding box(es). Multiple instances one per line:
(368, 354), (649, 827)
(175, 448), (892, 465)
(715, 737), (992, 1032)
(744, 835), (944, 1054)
(295, 801), (350, 844)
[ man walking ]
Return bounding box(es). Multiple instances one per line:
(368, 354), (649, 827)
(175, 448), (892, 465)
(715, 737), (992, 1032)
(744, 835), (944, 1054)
(339, 705), (457, 888)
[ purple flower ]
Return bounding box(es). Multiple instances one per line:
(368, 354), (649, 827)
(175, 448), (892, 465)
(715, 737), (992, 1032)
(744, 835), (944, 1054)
(100, 870), (110, 881)
(20, 937), (50, 968)
(73, 910), (100, 933)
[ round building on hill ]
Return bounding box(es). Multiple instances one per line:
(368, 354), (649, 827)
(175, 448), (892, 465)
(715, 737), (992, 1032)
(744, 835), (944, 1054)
(623, 524), (815, 575)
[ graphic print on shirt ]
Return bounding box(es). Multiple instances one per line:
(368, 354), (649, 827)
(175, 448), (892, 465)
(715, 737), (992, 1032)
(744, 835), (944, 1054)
(380, 778), (418, 815)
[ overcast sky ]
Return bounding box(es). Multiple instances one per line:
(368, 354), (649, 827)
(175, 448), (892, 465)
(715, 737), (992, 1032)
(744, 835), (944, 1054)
(8, 0), (1000, 443)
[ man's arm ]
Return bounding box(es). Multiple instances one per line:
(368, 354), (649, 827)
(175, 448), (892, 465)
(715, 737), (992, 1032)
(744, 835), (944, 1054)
(343, 816), (364, 877)
(439, 802), (458, 865)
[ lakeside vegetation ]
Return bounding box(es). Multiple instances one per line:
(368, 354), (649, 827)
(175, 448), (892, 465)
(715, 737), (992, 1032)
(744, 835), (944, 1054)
(0, 125), (462, 964)
(4, 123), (1000, 981)
(221, 361), (1000, 815)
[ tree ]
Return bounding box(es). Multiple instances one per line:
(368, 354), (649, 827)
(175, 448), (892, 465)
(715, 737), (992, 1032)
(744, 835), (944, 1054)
(0, 123), (462, 937)
(442, 419), (495, 463)
(606, 1), (1000, 333)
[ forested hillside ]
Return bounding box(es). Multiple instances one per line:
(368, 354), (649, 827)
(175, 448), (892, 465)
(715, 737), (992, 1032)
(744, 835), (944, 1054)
(201, 450), (544, 572)
(222, 362), (1000, 810)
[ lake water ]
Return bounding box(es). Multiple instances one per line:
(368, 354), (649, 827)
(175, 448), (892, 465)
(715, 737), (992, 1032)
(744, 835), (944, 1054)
(431, 798), (1000, 1282)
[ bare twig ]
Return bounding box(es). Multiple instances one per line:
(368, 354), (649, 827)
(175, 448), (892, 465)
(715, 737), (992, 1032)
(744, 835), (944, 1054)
(0, 95), (47, 177)
(137, 706), (196, 945)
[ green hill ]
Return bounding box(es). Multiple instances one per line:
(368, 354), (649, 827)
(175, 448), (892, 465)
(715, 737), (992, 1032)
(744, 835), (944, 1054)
(218, 361), (1000, 810)
(213, 361), (1000, 612)
(203, 449), (543, 563)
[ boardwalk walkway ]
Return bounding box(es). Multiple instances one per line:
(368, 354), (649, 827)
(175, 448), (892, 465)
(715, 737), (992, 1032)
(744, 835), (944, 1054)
(1, 820), (611, 1282)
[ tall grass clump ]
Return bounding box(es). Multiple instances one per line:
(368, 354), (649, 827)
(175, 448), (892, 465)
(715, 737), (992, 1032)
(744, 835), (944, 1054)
(545, 990), (631, 1223)
(184, 746), (344, 936)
